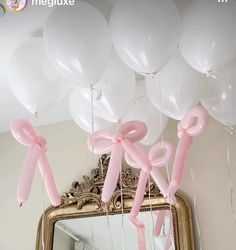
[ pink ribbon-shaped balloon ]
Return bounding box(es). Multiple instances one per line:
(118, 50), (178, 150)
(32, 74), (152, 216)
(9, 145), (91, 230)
(88, 121), (150, 203)
(168, 106), (209, 201)
(11, 119), (61, 207)
(154, 210), (173, 250)
(125, 142), (174, 250)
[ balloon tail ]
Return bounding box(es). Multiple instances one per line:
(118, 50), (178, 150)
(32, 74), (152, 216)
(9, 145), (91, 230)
(19, 203), (23, 207)
(157, 82), (171, 185)
(119, 167), (125, 250)
(90, 85), (95, 170)
(190, 165), (203, 250)
(105, 204), (114, 250)
(148, 176), (156, 250)
(205, 70), (219, 80)
(157, 82), (174, 248)
(225, 124), (236, 222)
(41, 166), (46, 250)
(90, 85), (95, 135)
(156, 81), (175, 249)
(138, 70), (159, 78)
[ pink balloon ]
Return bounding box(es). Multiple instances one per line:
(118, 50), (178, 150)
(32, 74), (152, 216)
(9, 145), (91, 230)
(130, 216), (146, 250)
(125, 142), (174, 250)
(16, 145), (41, 206)
(125, 142), (174, 200)
(11, 119), (61, 207)
(38, 150), (61, 207)
(87, 121), (149, 203)
(168, 106), (209, 200)
(154, 210), (166, 236)
(154, 210), (173, 250)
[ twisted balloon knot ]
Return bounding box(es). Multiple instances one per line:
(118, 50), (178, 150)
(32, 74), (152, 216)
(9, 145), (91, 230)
(165, 193), (177, 206)
(177, 106), (209, 139)
(35, 135), (47, 150)
(177, 124), (193, 143)
(112, 132), (124, 143)
(129, 215), (145, 230)
(206, 70), (219, 80)
(177, 123), (187, 138)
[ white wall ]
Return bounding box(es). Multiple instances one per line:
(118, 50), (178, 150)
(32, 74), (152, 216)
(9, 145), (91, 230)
(0, 119), (236, 250)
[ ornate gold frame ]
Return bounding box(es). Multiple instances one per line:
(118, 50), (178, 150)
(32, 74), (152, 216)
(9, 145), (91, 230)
(36, 154), (195, 250)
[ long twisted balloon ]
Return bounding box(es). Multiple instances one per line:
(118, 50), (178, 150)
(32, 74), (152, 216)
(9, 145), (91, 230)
(125, 142), (174, 250)
(168, 106), (209, 201)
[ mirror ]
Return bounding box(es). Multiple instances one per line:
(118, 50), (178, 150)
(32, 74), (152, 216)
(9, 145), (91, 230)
(36, 155), (195, 250)
(54, 210), (174, 250)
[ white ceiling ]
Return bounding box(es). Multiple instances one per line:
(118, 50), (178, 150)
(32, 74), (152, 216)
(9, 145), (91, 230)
(0, 0), (190, 132)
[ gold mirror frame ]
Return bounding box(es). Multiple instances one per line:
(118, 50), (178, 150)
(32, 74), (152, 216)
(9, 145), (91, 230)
(36, 154), (195, 250)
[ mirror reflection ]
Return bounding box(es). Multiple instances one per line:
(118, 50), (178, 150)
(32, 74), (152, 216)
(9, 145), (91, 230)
(53, 210), (175, 250)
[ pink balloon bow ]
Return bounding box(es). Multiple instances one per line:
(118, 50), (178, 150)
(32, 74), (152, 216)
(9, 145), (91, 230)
(87, 121), (151, 203)
(125, 142), (174, 250)
(168, 106), (209, 202)
(11, 119), (61, 207)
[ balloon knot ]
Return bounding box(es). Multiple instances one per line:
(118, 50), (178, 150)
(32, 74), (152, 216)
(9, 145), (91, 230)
(177, 123), (188, 138)
(35, 136), (47, 149)
(112, 133), (123, 143)
(206, 70), (219, 80)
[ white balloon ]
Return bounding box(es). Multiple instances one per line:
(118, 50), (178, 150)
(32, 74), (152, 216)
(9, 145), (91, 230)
(91, 51), (136, 122)
(69, 88), (114, 133)
(145, 54), (205, 120)
(8, 38), (72, 114)
(44, 1), (112, 87)
(180, 0), (236, 74)
(68, 52), (136, 122)
(122, 81), (168, 145)
(110, 0), (180, 74)
(201, 59), (236, 126)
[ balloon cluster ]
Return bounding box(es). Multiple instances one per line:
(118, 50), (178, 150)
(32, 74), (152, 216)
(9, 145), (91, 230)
(8, 0), (236, 144)
(11, 107), (209, 250)
(88, 106), (209, 250)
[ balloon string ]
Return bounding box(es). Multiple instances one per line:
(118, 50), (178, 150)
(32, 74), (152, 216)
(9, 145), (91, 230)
(190, 164), (203, 250)
(119, 166), (125, 250)
(41, 160), (45, 250)
(105, 205), (114, 250)
(157, 81), (171, 184)
(143, 86), (155, 249)
(148, 176), (156, 250)
(100, 157), (104, 180)
(91, 228), (95, 250)
(157, 80), (174, 247)
(141, 212), (152, 249)
(34, 113), (45, 250)
(162, 216), (166, 237)
(90, 86), (95, 162)
(90, 86), (94, 133)
(156, 81), (171, 185)
(115, 119), (125, 250)
(225, 125), (236, 222)
(138, 70), (159, 78)
(35, 111), (38, 119)
(205, 70), (219, 80)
